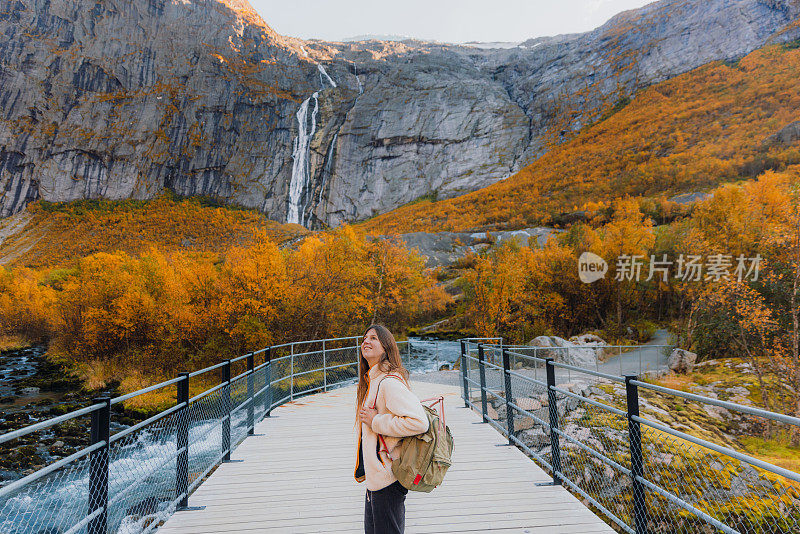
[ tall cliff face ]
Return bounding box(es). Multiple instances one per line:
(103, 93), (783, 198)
(1, 0), (799, 227)
(0, 0), (319, 220)
(481, 0), (800, 164)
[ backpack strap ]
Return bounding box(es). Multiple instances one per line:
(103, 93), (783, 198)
(370, 374), (408, 409)
(420, 395), (446, 429)
(371, 373), (409, 460)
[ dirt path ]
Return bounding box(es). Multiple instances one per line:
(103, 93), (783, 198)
(598, 328), (673, 376)
(411, 329), (675, 388)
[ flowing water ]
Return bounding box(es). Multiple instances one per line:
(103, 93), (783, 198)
(401, 338), (462, 373)
(287, 92), (319, 225)
(286, 63), (338, 226)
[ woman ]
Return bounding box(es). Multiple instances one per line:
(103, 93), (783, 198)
(354, 324), (429, 534)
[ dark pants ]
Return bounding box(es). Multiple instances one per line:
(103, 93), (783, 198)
(364, 481), (408, 534)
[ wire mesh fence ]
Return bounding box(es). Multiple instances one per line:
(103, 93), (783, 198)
(461, 341), (800, 534)
(0, 335), (364, 534)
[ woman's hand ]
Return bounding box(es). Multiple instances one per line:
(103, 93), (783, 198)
(359, 406), (378, 426)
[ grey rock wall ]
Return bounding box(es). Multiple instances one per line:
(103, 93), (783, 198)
(1, 0), (799, 227)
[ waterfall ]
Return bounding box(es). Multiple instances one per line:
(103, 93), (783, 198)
(354, 64), (363, 95)
(285, 62), (337, 226)
(287, 92), (319, 226)
(317, 64), (337, 88)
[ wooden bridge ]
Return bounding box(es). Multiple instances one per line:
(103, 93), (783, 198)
(157, 381), (614, 534)
(3, 338), (797, 533)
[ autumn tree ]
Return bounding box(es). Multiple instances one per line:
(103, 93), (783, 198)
(586, 197), (655, 333)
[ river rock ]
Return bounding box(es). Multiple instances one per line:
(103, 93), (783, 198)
(667, 348), (697, 373)
(515, 397), (542, 411)
(519, 427), (549, 447)
(528, 336), (597, 367)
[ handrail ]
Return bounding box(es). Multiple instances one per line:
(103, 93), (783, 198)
(0, 402), (106, 445)
(458, 339), (800, 534)
(631, 379), (800, 427)
(0, 334), (365, 534)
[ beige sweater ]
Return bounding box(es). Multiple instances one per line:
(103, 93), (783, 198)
(354, 363), (429, 491)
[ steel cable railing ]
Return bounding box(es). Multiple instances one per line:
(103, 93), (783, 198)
(460, 340), (800, 534)
(0, 336), (363, 534)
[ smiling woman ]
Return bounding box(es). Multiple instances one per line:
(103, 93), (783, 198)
(354, 324), (428, 534)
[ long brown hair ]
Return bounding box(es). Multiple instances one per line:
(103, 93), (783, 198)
(355, 324), (409, 422)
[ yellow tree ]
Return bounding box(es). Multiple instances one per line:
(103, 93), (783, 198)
(460, 244), (528, 339)
(587, 197), (655, 332)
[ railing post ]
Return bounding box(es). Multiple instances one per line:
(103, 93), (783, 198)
(502, 348), (515, 444)
(460, 341), (469, 407)
(357, 336), (361, 380)
(545, 358), (562, 485)
(478, 344), (488, 422)
(625, 375), (649, 534)
(323, 340), (327, 392)
(247, 353), (254, 435)
(265, 347), (273, 417)
(88, 396), (110, 534)
(222, 359), (231, 462)
(290, 343), (295, 401)
(176, 372), (189, 509)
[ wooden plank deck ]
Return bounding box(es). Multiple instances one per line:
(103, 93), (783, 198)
(157, 381), (615, 534)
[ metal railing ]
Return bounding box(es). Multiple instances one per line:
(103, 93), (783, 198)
(0, 336), (365, 534)
(460, 341), (800, 534)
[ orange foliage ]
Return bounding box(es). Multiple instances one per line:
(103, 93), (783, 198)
(0, 225), (450, 390)
(3, 195), (308, 269)
(0, 266), (57, 342)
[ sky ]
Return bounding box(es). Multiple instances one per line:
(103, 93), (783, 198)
(251, 0), (657, 44)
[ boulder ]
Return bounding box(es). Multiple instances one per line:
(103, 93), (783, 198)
(513, 417), (535, 431)
(667, 348), (697, 373)
(528, 336), (597, 367)
(765, 120), (800, 147)
(568, 333), (606, 345)
(515, 397), (542, 411)
(568, 333), (609, 360)
(519, 428), (549, 448)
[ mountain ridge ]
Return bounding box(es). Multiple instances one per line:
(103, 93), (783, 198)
(1, 0), (799, 227)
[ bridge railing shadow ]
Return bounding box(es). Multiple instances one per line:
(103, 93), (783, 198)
(461, 341), (800, 534)
(0, 335), (382, 534)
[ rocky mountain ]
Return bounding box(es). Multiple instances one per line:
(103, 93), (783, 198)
(1, 0), (799, 228)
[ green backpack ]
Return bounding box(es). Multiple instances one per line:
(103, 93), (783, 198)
(375, 376), (454, 492)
